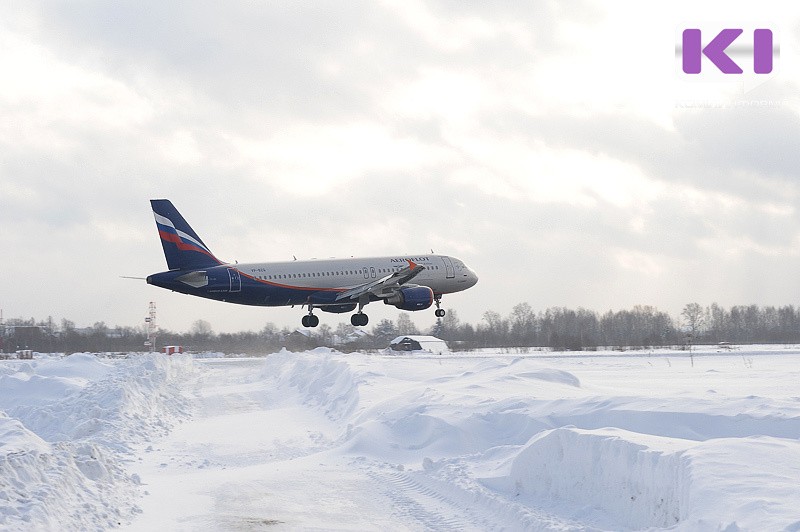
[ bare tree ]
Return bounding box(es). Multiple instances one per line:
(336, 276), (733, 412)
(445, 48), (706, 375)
(396, 313), (419, 335)
(372, 319), (398, 345)
(190, 319), (214, 341)
(681, 303), (706, 342)
(510, 302), (536, 346)
(438, 309), (462, 341)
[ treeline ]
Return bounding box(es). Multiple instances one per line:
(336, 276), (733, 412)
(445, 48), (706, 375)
(435, 304), (676, 350)
(436, 303), (800, 349)
(4, 303), (800, 354)
(1, 319), (293, 354)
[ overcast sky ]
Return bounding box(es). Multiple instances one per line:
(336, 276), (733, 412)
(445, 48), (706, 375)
(3, 1), (800, 334)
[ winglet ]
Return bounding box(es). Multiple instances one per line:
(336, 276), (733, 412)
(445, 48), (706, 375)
(407, 259), (418, 270)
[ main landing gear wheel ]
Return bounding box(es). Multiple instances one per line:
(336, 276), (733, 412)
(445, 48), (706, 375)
(302, 314), (319, 328)
(351, 313), (369, 327)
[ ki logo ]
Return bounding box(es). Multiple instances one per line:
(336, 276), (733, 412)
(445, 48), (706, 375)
(681, 28), (774, 74)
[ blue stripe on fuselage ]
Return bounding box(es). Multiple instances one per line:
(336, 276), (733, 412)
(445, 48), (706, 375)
(147, 267), (354, 307)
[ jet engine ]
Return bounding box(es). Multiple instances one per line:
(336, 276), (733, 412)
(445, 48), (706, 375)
(384, 286), (434, 311)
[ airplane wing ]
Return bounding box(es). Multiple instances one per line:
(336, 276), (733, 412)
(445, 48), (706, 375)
(335, 259), (425, 301)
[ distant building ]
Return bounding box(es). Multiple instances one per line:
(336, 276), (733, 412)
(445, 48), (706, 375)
(285, 329), (316, 351)
(388, 336), (449, 355)
(331, 329), (370, 347)
(162, 346), (184, 355)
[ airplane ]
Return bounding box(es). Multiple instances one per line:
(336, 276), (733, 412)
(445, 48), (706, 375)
(146, 199), (478, 328)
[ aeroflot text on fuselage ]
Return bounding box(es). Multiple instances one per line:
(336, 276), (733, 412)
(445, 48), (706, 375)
(146, 200), (478, 328)
(390, 257), (432, 263)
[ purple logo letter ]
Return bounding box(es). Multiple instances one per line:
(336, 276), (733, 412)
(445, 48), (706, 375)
(682, 28), (774, 74)
(683, 28), (743, 74)
(753, 29), (773, 74)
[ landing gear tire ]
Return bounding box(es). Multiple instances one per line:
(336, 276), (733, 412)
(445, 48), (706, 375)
(302, 314), (319, 328)
(351, 313), (369, 327)
(434, 296), (445, 318)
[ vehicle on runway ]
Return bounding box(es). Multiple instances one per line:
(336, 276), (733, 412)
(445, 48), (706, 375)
(147, 200), (478, 327)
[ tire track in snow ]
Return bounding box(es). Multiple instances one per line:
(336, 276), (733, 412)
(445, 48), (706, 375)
(367, 465), (584, 531)
(369, 469), (477, 530)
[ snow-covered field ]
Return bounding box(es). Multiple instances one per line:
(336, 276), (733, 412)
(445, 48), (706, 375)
(1, 347), (799, 531)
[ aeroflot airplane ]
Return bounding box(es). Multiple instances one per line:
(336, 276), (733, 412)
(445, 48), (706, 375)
(147, 200), (478, 327)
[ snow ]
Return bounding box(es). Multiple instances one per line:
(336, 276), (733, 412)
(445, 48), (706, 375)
(1, 347), (799, 530)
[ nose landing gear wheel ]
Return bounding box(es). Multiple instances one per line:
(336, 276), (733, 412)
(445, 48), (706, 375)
(434, 296), (445, 318)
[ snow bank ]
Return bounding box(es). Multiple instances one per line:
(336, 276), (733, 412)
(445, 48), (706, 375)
(0, 353), (196, 530)
(0, 439), (138, 530)
(4, 353), (194, 449)
(0, 353), (114, 410)
(260, 349), (358, 421)
(514, 368), (581, 387)
(328, 353), (800, 529)
(490, 427), (691, 529)
(480, 427), (800, 531)
(347, 406), (470, 462)
(33, 352), (115, 381)
(0, 415), (49, 455)
(680, 437), (800, 531)
(344, 359), (583, 463)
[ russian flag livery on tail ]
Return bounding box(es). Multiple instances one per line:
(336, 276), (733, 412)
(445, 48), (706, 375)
(146, 199), (478, 328)
(151, 199), (222, 270)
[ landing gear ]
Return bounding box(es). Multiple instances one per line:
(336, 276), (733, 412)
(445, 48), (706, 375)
(351, 313), (369, 327)
(302, 307), (319, 328)
(351, 297), (369, 327)
(301, 314), (319, 328)
(434, 296), (445, 318)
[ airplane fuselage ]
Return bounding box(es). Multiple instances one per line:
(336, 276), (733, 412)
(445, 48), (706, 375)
(147, 254), (477, 311)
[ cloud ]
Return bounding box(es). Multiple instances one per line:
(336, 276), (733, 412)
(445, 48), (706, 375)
(2, 2), (800, 333)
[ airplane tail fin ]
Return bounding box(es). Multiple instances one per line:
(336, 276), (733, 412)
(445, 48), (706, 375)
(150, 199), (223, 270)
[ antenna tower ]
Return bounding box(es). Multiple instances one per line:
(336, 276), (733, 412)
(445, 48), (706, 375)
(144, 302), (157, 352)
